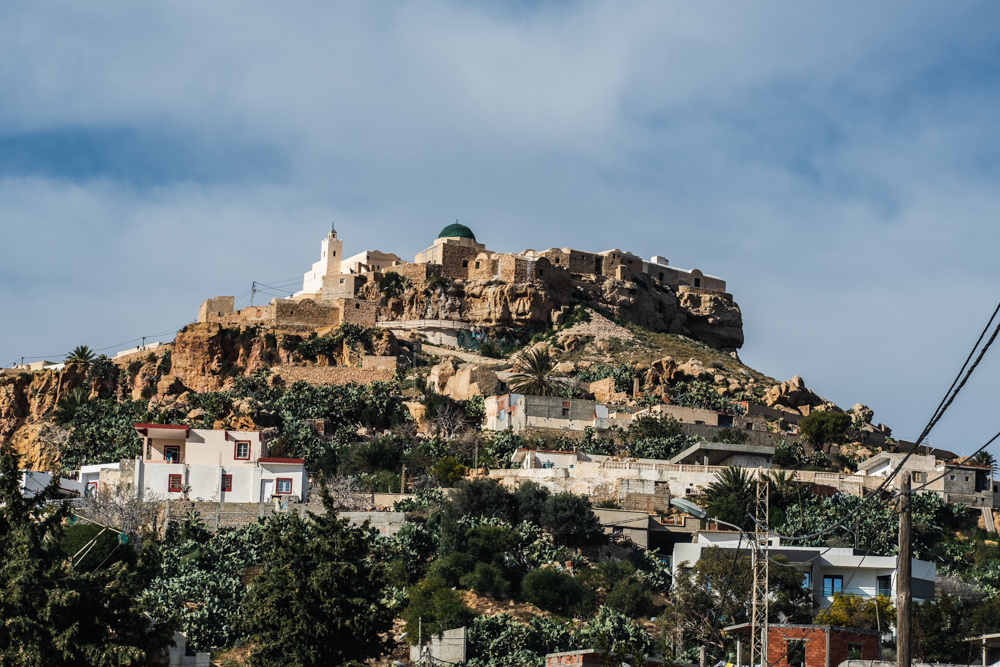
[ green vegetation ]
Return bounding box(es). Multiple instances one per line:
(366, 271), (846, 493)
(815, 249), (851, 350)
(798, 410), (851, 453)
(66, 344), (96, 365)
(379, 271), (411, 299)
(508, 348), (564, 396)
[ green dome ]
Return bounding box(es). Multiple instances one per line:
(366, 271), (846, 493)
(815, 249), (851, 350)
(437, 223), (476, 241)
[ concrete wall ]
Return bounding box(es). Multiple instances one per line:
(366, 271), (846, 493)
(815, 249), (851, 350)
(411, 627), (467, 664)
(160, 501), (405, 533)
(137, 459), (307, 503)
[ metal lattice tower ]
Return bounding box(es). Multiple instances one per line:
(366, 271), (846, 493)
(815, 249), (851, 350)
(750, 479), (770, 667)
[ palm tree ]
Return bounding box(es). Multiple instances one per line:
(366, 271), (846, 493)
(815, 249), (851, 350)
(702, 466), (755, 528)
(972, 451), (997, 477)
(66, 345), (95, 366)
(53, 387), (92, 425)
(508, 347), (564, 397)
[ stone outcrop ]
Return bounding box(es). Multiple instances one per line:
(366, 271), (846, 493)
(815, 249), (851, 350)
(0, 366), (86, 445)
(427, 359), (499, 401)
(764, 375), (838, 416)
(380, 272), (744, 352)
(8, 421), (68, 470)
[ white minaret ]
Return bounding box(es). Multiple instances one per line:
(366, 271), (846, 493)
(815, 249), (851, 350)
(298, 224), (343, 296)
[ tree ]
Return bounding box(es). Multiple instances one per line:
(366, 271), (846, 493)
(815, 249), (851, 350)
(52, 387), (93, 426)
(379, 271), (410, 299)
(815, 593), (894, 631)
(509, 348), (564, 397)
(521, 567), (583, 615)
(702, 466), (755, 528)
(77, 481), (165, 541)
(239, 484), (396, 667)
(971, 450), (997, 477)
(798, 411), (851, 454)
(0, 450), (174, 666)
(65, 344), (95, 365)
(539, 492), (604, 546)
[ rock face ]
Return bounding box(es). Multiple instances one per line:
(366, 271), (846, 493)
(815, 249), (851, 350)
(764, 375), (838, 416)
(8, 421), (68, 470)
(0, 366), (86, 445)
(381, 272), (744, 352)
(426, 359), (499, 401)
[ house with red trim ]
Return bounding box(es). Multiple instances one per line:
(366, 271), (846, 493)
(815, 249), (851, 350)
(131, 424), (308, 503)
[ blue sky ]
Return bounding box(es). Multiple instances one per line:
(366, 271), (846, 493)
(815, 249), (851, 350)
(1, 2), (999, 453)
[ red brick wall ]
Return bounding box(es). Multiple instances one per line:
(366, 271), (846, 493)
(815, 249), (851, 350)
(767, 627), (828, 667)
(827, 628), (880, 666)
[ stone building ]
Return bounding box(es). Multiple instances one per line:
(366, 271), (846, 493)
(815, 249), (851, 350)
(857, 452), (994, 508)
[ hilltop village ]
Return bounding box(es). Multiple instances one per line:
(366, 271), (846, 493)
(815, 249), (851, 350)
(1, 224), (999, 667)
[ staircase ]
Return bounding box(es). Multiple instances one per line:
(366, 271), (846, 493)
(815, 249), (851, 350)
(982, 506), (996, 534)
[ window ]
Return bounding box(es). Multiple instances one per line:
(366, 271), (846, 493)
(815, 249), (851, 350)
(276, 478), (293, 494)
(823, 575), (843, 596)
(562, 408), (570, 417)
(877, 575), (892, 597)
(168, 475), (182, 492)
(802, 572), (811, 589)
(475, 261), (481, 269)
(786, 640), (806, 667)
(164, 445), (180, 463)
(234, 441), (250, 460)
(538, 270), (544, 277)
(462, 260), (469, 268)
(950, 475), (956, 480)
(694, 278), (701, 287)
(339, 278), (344, 284)
(912, 472), (924, 483)
(221, 474), (233, 492)
(658, 272), (664, 280)
(847, 644), (863, 660)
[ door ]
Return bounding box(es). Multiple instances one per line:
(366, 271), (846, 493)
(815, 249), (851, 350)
(260, 479), (274, 502)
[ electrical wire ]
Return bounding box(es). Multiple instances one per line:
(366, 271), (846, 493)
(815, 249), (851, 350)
(764, 302), (1000, 544)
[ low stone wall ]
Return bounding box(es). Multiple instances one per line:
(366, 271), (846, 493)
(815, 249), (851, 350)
(363, 355), (403, 372)
(273, 365), (395, 386)
(677, 423), (798, 449)
(161, 501), (405, 534)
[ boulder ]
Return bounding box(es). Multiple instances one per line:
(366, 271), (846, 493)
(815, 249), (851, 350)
(677, 359), (709, 381)
(427, 358), (459, 394)
(442, 364), (500, 401)
(404, 401), (431, 435)
(156, 375), (187, 397)
(764, 375), (833, 414)
(850, 403), (874, 425)
(555, 361), (577, 374)
(186, 408), (206, 421)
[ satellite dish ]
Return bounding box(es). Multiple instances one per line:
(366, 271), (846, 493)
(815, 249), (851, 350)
(670, 497), (707, 519)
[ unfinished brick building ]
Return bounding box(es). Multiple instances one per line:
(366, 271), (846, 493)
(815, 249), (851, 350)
(724, 623), (881, 667)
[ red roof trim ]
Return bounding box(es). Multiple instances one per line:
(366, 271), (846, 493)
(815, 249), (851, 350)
(258, 457), (305, 464)
(134, 423), (188, 430)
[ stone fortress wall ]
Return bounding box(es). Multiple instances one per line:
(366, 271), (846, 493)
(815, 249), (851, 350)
(195, 222), (731, 333)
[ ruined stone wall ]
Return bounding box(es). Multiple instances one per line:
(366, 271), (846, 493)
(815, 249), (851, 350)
(198, 296), (235, 323)
(273, 365), (394, 386)
(439, 244), (482, 280)
(467, 253), (499, 281)
(498, 255), (530, 283)
(273, 299), (342, 329)
(341, 298), (378, 327)
(202, 304), (277, 328)
(386, 262), (438, 287)
(321, 274), (366, 301)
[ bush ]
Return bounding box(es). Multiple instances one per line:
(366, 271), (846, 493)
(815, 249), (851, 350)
(430, 456), (466, 487)
(479, 340), (505, 359)
(539, 493), (604, 546)
(460, 562), (511, 598)
(520, 567), (583, 615)
(799, 410), (851, 453)
(713, 428), (750, 444)
(402, 577), (477, 640)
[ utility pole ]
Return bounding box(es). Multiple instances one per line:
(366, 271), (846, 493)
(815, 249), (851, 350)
(898, 473), (912, 667)
(250, 281), (257, 307)
(750, 479), (770, 667)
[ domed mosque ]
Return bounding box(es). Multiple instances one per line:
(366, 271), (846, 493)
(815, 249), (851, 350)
(436, 222), (477, 242)
(415, 220), (488, 266)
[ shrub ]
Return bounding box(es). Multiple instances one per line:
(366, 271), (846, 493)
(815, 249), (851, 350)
(713, 427), (750, 444)
(460, 562), (511, 598)
(402, 577), (477, 640)
(799, 411), (852, 453)
(479, 340), (505, 359)
(379, 271), (410, 299)
(520, 568), (583, 615)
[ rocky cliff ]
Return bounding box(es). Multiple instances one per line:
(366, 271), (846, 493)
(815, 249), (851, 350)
(379, 274), (744, 351)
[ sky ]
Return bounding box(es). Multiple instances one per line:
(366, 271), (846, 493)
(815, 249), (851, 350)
(1, 2), (998, 454)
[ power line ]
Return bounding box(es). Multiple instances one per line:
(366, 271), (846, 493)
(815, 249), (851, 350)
(766, 301), (1000, 544)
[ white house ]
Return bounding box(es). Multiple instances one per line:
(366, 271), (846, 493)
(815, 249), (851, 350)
(18, 470), (85, 498)
(672, 531), (936, 610)
(78, 462), (122, 496)
(131, 424), (308, 503)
